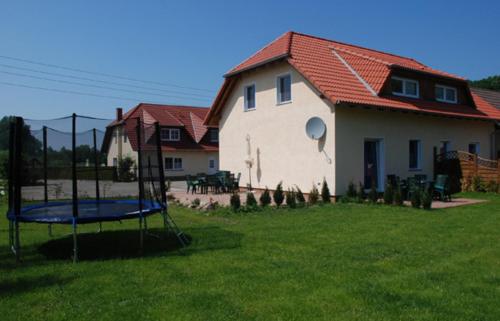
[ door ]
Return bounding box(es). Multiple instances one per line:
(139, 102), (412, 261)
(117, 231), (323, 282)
(208, 157), (217, 174)
(364, 139), (383, 190)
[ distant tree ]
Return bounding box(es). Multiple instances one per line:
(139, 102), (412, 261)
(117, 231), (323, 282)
(469, 75), (500, 91)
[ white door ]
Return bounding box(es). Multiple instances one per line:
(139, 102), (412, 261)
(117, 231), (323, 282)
(208, 157), (218, 174)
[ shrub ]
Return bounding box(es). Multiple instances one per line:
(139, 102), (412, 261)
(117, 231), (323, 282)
(230, 193), (241, 212)
(410, 188), (421, 208)
(368, 183), (378, 204)
(285, 189), (297, 208)
(321, 179), (331, 203)
(246, 192), (257, 208)
(393, 185), (403, 206)
(295, 186), (306, 206)
(259, 187), (272, 207)
(273, 182), (284, 207)
(383, 183), (394, 205)
(346, 181), (357, 198)
(118, 156), (136, 182)
(422, 189), (432, 210)
(191, 198), (201, 208)
(472, 175), (485, 192)
(461, 176), (473, 192)
(485, 180), (499, 193)
(309, 185), (319, 205)
(356, 182), (365, 203)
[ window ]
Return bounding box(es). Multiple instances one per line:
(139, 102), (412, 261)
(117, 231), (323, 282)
(113, 157), (118, 167)
(165, 157), (183, 171)
(468, 143), (480, 155)
(209, 129), (219, 142)
(209, 159), (215, 169)
(123, 133), (127, 143)
(160, 128), (180, 141)
(277, 74), (292, 104)
(244, 84), (256, 110)
(391, 77), (419, 98)
(409, 140), (422, 170)
(435, 85), (457, 103)
(440, 141), (451, 154)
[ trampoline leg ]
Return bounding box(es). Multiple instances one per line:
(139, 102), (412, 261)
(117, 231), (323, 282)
(48, 224), (53, 237)
(14, 221), (20, 263)
(98, 222), (102, 233)
(144, 217), (148, 231)
(139, 216), (144, 255)
(72, 222), (78, 263)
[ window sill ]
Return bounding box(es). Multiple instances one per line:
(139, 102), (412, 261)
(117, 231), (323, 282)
(392, 92), (419, 99)
(165, 169), (184, 172)
(244, 108), (256, 112)
(276, 100), (292, 106)
(436, 99), (457, 104)
(409, 168), (422, 172)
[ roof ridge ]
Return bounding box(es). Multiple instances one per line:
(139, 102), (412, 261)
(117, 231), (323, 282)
(291, 31), (424, 65)
(141, 103), (209, 109)
(162, 109), (184, 126)
(332, 49), (377, 96)
(189, 112), (202, 142)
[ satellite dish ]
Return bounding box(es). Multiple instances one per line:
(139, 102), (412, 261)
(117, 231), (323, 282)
(305, 117), (326, 140)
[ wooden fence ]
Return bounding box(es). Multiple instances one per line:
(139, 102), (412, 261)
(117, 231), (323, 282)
(434, 149), (500, 192)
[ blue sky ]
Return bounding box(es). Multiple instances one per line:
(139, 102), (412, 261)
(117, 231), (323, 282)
(0, 0), (499, 119)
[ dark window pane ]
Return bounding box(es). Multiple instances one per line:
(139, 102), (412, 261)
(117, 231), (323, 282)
(165, 157), (173, 170)
(436, 86), (444, 100)
(445, 88), (456, 102)
(406, 81), (417, 96)
(278, 75), (291, 102)
(246, 85), (255, 109)
(391, 78), (403, 94)
(409, 140), (419, 169)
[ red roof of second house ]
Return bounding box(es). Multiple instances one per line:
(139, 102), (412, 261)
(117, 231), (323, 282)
(106, 103), (217, 152)
(205, 31), (500, 124)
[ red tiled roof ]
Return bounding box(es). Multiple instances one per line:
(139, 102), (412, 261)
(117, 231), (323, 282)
(108, 103), (217, 152)
(205, 31), (500, 124)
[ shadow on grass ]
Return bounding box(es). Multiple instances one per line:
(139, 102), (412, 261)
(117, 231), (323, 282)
(0, 274), (76, 297)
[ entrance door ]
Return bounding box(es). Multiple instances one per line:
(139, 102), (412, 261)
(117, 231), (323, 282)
(364, 140), (382, 190)
(208, 157), (217, 174)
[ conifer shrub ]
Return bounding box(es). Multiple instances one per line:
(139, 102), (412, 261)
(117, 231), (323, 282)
(273, 182), (284, 207)
(346, 181), (357, 198)
(383, 183), (394, 205)
(230, 192), (241, 212)
(356, 182), (365, 203)
(259, 187), (272, 207)
(422, 189), (432, 210)
(295, 186), (306, 207)
(246, 192), (257, 208)
(285, 189), (297, 208)
(410, 188), (421, 208)
(368, 182), (378, 204)
(308, 185), (319, 205)
(393, 185), (403, 206)
(321, 179), (331, 203)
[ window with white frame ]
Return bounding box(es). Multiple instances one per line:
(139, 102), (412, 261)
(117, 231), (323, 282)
(391, 77), (419, 98)
(160, 128), (180, 141)
(409, 140), (422, 170)
(209, 128), (219, 142)
(277, 74), (292, 104)
(244, 84), (256, 110)
(113, 157), (118, 167)
(435, 85), (457, 103)
(468, 142), (480, 155)
(165, 157), (183, 171)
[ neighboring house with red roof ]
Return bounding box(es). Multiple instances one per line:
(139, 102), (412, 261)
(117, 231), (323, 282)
(204, 31), (500, 195)
(103, 104), (219, 177)
(471, 87), (500, 158)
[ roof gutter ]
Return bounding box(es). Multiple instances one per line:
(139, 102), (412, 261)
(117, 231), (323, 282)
(224, 53), (290, 78)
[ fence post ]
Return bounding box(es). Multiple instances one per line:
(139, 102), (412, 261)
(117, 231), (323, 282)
(497, 158), (500, 183)
(473, 154), (478, 177)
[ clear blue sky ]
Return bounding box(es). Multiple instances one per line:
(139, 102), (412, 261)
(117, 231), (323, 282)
(1, 0), (499, 119)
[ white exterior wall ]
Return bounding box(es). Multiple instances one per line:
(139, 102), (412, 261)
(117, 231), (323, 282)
(106, 125), (219, 178)
(335, 106), (495, 195)
(219, 62), (337, 194)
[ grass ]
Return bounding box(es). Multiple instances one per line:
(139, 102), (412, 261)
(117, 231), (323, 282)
(0, 193), (499, 320)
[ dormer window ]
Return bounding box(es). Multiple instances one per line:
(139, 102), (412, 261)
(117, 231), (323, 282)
(161, 128), (180, 141)
(209, 129), (219, 143)
(435, 85), (457, 104)
(391, 77), (419, 98)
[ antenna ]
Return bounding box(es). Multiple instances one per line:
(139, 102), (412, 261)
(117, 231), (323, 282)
(305, 117), (326, 140)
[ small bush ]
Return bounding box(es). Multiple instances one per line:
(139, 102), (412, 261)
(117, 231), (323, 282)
(422, 189), (432, 210)
(191, 198), (201, 208)
(368, 183), (378, 204)
(246, 192), (257, 208)
(383, 183), (394, 205)
(309, 185), (319, 205)
(295, 186), (306, 206)
(230, 193), (241, 212)
(321, 179), (331, 203)
(273, 182), (284, 207)
(410, 188), (421, 208)
(356, 182), (365, 203)
(472, 175), (484, 192)
(285, 189), (297, 208)
(485, 180), (499, 193)
(118, 156), (136, 182)
(393, 186), (403, 206)
(259, 187), (272, 207)
(346, 181), (357, 198)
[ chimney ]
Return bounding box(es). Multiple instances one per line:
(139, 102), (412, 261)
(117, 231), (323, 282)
(116, 107), (123, 121)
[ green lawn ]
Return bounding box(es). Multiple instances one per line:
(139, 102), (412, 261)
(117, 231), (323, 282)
(1, 193), (499, 321)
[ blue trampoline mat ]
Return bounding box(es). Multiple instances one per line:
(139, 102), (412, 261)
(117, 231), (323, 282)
(6, 200), (163, 224)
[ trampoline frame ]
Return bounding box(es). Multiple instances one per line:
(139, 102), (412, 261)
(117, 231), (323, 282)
(7, 115), (188, 263)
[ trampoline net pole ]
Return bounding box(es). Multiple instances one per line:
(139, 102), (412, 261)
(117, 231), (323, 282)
(7, 121), (15, 214)
(136, 118), (144, 253)
(93, 128), (102, 232)
(72, 113), (78, 263)
(13, 117), (23, 262)
(43, 126), (48, 204)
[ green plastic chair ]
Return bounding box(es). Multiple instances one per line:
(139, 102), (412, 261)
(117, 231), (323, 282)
(186, 175), (199, 194)
(434, 174), (451, 201)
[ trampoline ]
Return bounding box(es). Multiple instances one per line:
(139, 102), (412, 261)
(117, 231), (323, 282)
(7, 200), (162, 224)
(6, 114), (189, 263)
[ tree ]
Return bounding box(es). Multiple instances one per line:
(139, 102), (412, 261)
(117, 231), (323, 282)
(321, 179), (331, 203)
(469, 75), (500, 91)
(273, 182), (284, 207)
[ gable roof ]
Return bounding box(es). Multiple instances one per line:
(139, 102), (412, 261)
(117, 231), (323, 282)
(471, 87), (500, 110)
(205, 31), (500, 125)
(104, 103), (218, 152)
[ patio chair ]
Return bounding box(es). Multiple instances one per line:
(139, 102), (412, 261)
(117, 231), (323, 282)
(196, 173), (207, 194)
(386, 175), (398, 189)
(233, 172), (241, 192)
(433, 174), (451, 201)
(206, 174), (222, 194)
(186, 175), (199, 194)
(414, 174), (427, 183)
